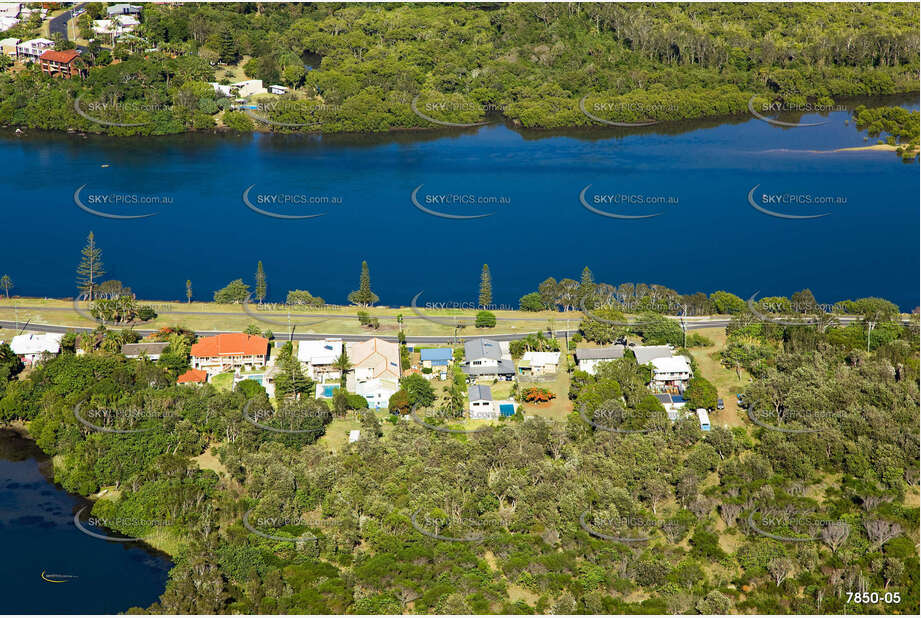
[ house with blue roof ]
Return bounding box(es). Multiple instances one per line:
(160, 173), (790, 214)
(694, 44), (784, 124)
(420, 347), (453, 369)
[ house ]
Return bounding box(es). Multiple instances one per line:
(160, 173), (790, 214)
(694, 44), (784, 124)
(347, 338), (401, 409)
(9, 333), (63, 366)
(348, 429), (360, 443)
(39, 49), (81, 78)
(107, 4), (142, 16)
(121, 342), (169, 360)
(467, 384), (517, 420)
(347, 337), (400, 382)
(268, 84), (289, 95)
(420, 347), (453, 370)
(297, 338), (343, 381)
(0, 4), (21, 19)
(697, 408), (711, 431)
(632, 345), (675, 365)
(650, 355), (693, 389)
(354, 377), (399, 410)
(15, 37), (53, 62)
(518, 351), (561, 376)
(573, 345), (625, 375)
(210, 79), (266, 98)
(0, 16), (19, 31)
(462, 338), (514, 381)
(654, 393), (687, 421)
(190, 333), (269, 374)
(0, 37), (19, 58)
(93, 15), (138, 39)
(177, 368), (208, 385)
(468, 384), (496, 420)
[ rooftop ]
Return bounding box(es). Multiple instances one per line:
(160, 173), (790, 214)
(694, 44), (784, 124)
(40, 49), (80, 63)
(177, 368), (208, 384)
(190, 333), (269, 358)
(121, 342), (169, 357)
(464, 338), (502, 361)
(420, 347), (453, 361)
(574, 345), (625, 361)
(632, 345), (675, 365)
(468, 384), (492, 401)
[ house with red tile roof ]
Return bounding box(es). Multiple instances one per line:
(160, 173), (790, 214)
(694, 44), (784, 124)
(190, 333), (269, 374)
(39, 48), (81, 78)
(177, 368), (208, 384)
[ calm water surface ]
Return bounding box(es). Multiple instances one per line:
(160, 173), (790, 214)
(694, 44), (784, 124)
(1, 96), (917, 309)
(0, 429), (171, 614)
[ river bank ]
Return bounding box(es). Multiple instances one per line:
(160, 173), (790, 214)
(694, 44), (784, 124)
(0, 426), (172, 613)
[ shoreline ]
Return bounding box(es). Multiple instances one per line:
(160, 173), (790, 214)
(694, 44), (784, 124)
(0, 423), (177, 561)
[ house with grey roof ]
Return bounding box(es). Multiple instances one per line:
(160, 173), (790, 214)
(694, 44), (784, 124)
(468, 384), (495, 419)
(574, 345), (625, 375)
(462, 338), (514, 380)
(631, 345), (675, 365)
(107, 4), (142, 16)
(122, 342), (169, 360)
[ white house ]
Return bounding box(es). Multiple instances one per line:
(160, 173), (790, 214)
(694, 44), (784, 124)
(0, 3), (21, 19)
(15, 37), (53, 62)
(268, 84), (289, 95)
(467, 384), (517, 420)
(107, 4), (142, 17)
(468, 384), (496, 420)
(632, 344), (675, 365)
(650, 355), (693, 389)
(573, 345), (625, 375)
(354, 377), (399, 410)
(462, 338), (514, 381)
(348, 429), (361, 443)
(297, 338), (343, 381)
(518, 351), (561, 376)
(0, 16), (19, 31)
(10, 333), (63, 366)
(210, 79), (266, 98)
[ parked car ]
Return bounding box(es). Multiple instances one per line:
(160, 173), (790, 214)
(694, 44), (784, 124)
(717, 398), (724, 410)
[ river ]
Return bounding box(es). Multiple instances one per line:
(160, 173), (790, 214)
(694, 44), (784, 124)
(0, 95), (917, 310)
(0, 428), (171, 614)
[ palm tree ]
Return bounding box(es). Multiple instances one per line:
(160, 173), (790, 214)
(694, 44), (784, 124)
(334, 348), (352, 389)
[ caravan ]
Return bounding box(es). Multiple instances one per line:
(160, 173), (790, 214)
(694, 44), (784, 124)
(696, 408), (711, 431)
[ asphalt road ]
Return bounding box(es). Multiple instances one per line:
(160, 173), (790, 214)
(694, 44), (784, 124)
(1, 318), (733, 344)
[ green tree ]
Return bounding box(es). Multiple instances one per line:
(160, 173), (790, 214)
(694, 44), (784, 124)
(475, 311), (496, 328)
(348, 261), (378, 307)
(709, 290), (746, 315)
(519, 292), (544, 311)
(399, 373), (435, 407)
(218, 25), (239, 63)
(76, 231), (105, 301)
(213, 279), (250, 303)
(0, 274), (12, 298)
(334, 348), (352, 388)
(186, 279), (193, 303)
(478, 264), (492, 306)
(255, 261), (267, 304)
(684, 376), (718, 410)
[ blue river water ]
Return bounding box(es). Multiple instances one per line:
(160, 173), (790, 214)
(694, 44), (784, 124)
(0, 429), (172, 614)
(0, 96), (917, 310)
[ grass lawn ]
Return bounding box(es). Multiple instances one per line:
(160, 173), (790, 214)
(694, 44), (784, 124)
(214, 56), (252, 82)
(316, 409), (395, 453)
(685, 327), (752, 428)
(0, 296), (583, 339)
(210, 372), (234, 392)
